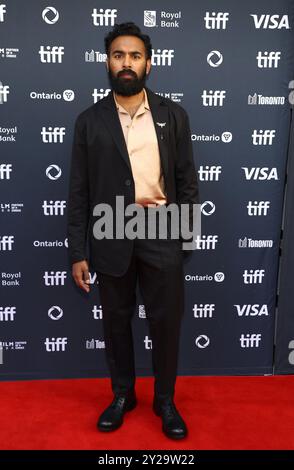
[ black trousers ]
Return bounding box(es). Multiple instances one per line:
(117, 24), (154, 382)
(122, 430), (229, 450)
(96, 208), (185, 400)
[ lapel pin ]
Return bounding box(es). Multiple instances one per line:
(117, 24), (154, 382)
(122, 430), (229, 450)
(156, 122), (166, 128)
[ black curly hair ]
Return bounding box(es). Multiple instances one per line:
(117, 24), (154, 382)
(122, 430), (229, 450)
(104, 22), (152, 60)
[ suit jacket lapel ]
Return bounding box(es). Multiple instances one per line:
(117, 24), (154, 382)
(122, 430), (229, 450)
(99, 88), (169, 183)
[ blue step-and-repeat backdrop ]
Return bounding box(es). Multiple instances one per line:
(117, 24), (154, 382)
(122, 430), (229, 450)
(1, 0), (294, 380)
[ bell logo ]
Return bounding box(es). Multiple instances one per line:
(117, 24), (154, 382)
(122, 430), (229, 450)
(195, 335), (210, 348)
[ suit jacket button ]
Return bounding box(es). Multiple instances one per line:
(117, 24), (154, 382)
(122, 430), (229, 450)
(125, 179), (131, 186)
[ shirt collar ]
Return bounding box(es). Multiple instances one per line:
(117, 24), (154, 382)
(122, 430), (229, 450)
(113, 88), (150, 114)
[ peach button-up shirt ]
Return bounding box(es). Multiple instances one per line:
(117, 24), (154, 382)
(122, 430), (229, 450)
(113, 88), (167, 207)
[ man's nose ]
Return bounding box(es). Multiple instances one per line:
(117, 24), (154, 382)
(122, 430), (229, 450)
(122, 55), (132, 68)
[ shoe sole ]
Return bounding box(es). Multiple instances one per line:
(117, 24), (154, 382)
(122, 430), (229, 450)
(97, 399), (137, 432)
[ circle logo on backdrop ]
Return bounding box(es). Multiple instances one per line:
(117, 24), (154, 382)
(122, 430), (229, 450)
(63, 90), (75, 102)
(46, 165), (62, 180)
(48, 306), (63, 320)
(201, 201), (216, 216)
(207, 50), (223, 67)
(214, 272), (225, 282)
(221, 132), (233, 143)
(195, 335), (210, 349)
(42, 7), (59, 24)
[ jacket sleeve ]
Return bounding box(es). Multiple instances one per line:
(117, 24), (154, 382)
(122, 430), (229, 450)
(175, 110), (200, 249)
(66, 113), (90, 265)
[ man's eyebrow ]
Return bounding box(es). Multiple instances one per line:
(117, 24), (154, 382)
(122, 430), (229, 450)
(111, 49), (143, 55)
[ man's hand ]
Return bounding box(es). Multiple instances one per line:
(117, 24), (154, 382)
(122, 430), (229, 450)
(72, 260), (90, 293)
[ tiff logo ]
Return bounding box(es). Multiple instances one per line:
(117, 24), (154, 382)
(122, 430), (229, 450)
(252, 130), (276, 145)
(0, 306), (16, 321)
(195, 235), (218, 250)
(43, 271), (67, 286)
(0, 4), (6, 22)
(151, 49), (174, 66)
(202, 90), (226, 106)
(243, 269), (265, 284)
(93, 305), (103, 319)
(0, 83), (9, 103)
(44, 337), (68, 352)
(0, 235), (14, 251)
(41, 127), (65, 143)
(39, 46), (64, 63)
(93, 88), (111, 103)
(193, 304), (215, 318)
(240, 333), (262, 348)
(204, 11), (229, 29)
(247, 201), (270, 216)
(256, 51), (281, 68)
(0, 164), (12, 179)
(92, 8), (117, 26)
(198, 165), (222, 181)
(42, 200), (66, 216)
(144, 335), (152, 349)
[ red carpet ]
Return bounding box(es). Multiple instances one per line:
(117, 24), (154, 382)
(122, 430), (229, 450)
(0, 376), (293, 450)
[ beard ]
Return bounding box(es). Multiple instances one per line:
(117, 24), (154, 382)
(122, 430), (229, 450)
(108, 65), (148, 96)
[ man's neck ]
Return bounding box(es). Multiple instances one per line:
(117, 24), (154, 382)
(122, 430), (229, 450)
(114, 89), (145, 110)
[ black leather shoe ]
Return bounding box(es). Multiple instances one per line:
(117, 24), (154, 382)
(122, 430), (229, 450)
(97, 393), (137, 432)
(153, 398), (188, 440)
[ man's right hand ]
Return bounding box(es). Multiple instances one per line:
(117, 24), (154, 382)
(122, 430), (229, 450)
(72, 260), (90, 293)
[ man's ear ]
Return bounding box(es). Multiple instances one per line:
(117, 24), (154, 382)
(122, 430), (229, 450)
(146, 58), (151, 75)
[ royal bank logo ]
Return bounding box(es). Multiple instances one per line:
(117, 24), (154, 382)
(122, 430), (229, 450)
(42, 7), (59, 24)
(144, 10), (182, 28)
(207, 50), (223, 67)
(144, 10), (157, 27)
(138, 304), (146, 318)
(0, 126), (17, 142)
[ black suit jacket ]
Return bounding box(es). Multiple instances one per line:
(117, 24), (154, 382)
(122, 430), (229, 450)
(67, 87), (199, 275)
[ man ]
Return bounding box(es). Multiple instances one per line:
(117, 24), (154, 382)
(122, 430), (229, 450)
(67, 22), (199, 440)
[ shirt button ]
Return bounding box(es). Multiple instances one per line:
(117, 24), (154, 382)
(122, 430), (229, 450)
(125, 179), (131, 186)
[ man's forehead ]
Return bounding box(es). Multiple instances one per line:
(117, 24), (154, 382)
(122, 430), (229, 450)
(110, 35), (146, 53)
